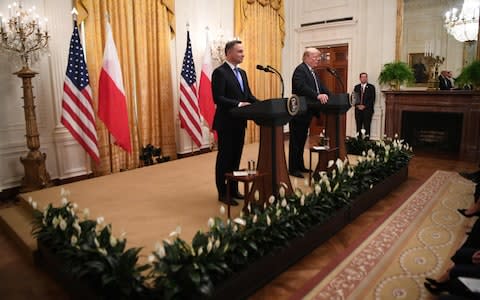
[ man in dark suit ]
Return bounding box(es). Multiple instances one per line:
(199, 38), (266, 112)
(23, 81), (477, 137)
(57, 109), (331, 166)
(353, 72), (376, 137)
(439, 70), (453, 90)
(212, 40), (258, 206)
(289, 48), (330, 178)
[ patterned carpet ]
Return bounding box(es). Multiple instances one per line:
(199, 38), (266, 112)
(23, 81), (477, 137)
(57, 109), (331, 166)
(293, 171), (476, 300)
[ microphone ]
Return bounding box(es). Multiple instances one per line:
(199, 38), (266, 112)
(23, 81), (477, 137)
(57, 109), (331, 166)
(266, 65), (285, 99)
(325, 67), (345, 92)
(256, 64), (274, 73)
(326, 67), (337, 76)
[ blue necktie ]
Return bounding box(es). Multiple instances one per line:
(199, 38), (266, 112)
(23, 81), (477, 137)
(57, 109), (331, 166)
(234, 67), (244, 92)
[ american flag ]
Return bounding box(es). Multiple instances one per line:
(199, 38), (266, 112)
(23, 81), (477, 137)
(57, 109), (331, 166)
(179, 31), (202, 147)
(61, 20), (100, 162)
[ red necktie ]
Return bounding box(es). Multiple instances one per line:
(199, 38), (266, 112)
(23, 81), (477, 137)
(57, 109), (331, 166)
(360, 85), (365, 104)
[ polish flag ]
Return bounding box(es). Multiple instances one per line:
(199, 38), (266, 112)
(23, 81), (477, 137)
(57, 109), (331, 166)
(198, 33), (216, 139)
(98, 20), (132, 153)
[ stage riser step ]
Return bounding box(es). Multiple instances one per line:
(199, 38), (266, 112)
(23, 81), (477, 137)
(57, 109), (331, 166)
(0, 205), (36, 264)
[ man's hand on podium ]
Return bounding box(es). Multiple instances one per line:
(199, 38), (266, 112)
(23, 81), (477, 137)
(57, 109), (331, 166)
(317, 93), (329, 104)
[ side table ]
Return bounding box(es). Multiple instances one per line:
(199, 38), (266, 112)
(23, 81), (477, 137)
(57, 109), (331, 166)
(309, 146), (339, 185)
(224, 171), (265, 218)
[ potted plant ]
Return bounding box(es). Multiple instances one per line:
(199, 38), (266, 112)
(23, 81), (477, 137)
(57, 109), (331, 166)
(378, 61), (415, 90)
(454, 60), (480, 90)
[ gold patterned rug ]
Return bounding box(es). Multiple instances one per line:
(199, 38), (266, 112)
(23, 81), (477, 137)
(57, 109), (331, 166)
(293, 170), (476, 300)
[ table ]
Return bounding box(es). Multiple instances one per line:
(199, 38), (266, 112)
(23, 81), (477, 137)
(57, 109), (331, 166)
(225, 171), (266, 218)
(309, 146), (339, 185)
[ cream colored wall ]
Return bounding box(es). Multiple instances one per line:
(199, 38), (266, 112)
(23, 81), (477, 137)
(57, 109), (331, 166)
(282, 0), (397, 140)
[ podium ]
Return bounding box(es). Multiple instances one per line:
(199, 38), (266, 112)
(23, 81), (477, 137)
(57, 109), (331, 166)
(231, 97), (306, 206)
(308, 93), (351, 160)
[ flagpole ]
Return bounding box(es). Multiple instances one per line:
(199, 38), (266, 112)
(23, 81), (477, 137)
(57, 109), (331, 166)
(128, 15), (142, 167)
(72, 10), (91, 173)
(108, 134), (113, 173)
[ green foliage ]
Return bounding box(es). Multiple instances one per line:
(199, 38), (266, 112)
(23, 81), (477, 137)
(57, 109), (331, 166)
(455, 60), (480, 88)
(378, 61), (415, 88)
(32, 198), (150, 299)
(30, 136), (413, 299)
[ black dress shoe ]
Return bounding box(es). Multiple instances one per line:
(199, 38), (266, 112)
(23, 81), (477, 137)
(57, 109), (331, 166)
(425, 277), (448, 287)
(457, 208), (480, 218)
(424, 282), (445, 295)
(289, 171), (304, 178)
(460, 171), (475, 180)
(218, 197), (238, 206)
(300, 167), (312, 173)
(232, 192), (244, 200)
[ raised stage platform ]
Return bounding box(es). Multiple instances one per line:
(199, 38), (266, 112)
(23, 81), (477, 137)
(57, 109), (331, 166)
(0, 141), (317, 263)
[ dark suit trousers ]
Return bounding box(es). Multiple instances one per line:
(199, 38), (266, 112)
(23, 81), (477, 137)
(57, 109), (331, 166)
(289, 116), (311, 172)
(215, 126), (245, 197)
(355, 108), (373, 136)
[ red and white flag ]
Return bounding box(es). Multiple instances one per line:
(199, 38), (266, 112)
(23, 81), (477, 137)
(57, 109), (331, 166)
(179, 31), (202, 147)
(61, 20), (100, 163)
(198, 32), (216, 140)
(98, 20), (132, 153)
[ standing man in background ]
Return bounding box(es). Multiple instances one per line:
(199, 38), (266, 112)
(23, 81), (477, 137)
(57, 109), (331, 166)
(212, 40), (258, 206)
(289, 48), (329, 179)
(353, 72), (376, 138)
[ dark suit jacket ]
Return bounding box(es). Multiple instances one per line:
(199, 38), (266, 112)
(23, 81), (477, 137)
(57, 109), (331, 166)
(439, 75), (452, 90)
(292, 62), (329, 105)
(212, 62), (257, 131)
(353, 83), (376, 111)
(292, 62), (329, 120)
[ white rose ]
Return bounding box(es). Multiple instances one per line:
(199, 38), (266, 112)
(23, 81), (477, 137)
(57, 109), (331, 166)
(83, 208), (90, 219)
(233, 217), (246, 226)
(314, 184), (321, 195)
(220, 205), (226, 215)
(207, 240), (213, 253)
(59, 218), (67, 231)
(327, 160), (334, 168)
(279, 186), (285, 198)
(109, 236), (117, 247)
(268, 195), (275, 204)
(207, 218), (215, 228)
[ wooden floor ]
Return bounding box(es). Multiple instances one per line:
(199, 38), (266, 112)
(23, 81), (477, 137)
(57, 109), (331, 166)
(0, 150), (477, 299)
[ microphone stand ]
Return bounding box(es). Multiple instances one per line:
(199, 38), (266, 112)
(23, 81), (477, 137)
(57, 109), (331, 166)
(267, 65), (285, 99)
(327, 68), (346, 93)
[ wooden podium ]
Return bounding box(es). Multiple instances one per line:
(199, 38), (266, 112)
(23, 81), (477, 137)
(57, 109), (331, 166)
(308, 93), (351, 160)
(231, 98), (306, 206)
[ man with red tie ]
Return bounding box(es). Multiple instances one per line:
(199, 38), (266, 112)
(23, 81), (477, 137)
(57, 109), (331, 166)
(353, 72), (376, 138)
